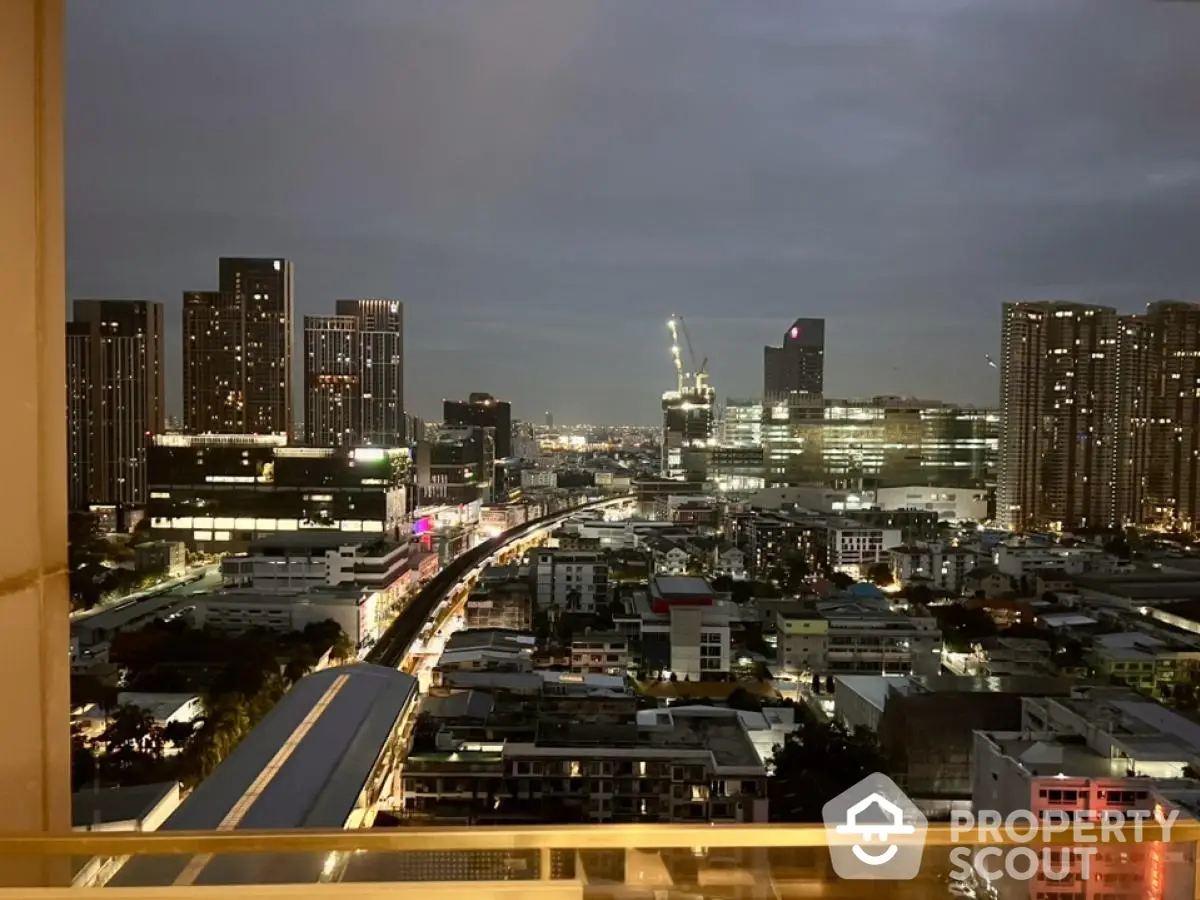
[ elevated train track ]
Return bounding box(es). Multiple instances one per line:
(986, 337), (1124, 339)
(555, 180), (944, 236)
(366, 494), (632, 670)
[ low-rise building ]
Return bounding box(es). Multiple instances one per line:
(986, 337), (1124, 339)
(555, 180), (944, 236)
(823, 520), (903, 578)
(400, 707), (769, 824)
(889, 543), (978, 594)
(873, 485), (988, 522)
(645, 536), (694, 575)
(615, 577), (735, 680)
(432, 631), (537, 681)
(993, 540), (1118, 583)
(465, 582), (533, 632)
(1087, 632), (1200, 698)
(221, 532), (418, 614)
(133, 541), (187, 578)
(963, 566), (1012, 598)
(570, 631), (631, 676)
(532, 549), (609, 612)
(973, 688), (1200, 900)
(834, 674), (1075, 804)
(195, 586), (379, 654)
(521, 469), (558, 489)
(711, 545), (746, 579)
(776, 587), (941, 678)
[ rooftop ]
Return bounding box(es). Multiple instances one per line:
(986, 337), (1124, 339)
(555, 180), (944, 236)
(245, 532), (403, 556)
(444, 628), (536, 653)
(72, 781), (178, 829)
(652, 575), (713, 599)
(112, 663), (417, 885)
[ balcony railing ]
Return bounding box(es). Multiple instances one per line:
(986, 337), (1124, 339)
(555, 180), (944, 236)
(1, 822), (1197, 898)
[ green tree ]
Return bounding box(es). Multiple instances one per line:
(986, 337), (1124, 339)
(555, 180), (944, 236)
(828, 572), (855, 590)
(936, 603), (997, 653)
(867, 562), (893, 587)
(907, 582), (935, 607)
(769, 714), (889, 821)
(726, 687), (763, 712)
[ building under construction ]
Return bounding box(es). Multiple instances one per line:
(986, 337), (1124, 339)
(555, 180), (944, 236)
(661, 317), (715, 480)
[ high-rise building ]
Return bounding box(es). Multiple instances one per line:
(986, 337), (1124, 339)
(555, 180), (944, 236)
(662, 384), (715, 479)
(182, 258), (294, 437)
(303, 315), (359, 447)
(66, 323), (92, 511)
(415, 426), (496, 505)
(444, 393), (512, 458)
(302, 300), (405, 448)
(1116, 302), (1200, 528)
(718, 398), (763, 447)
(65, 300), (165, 509)
(338, 299), (404, 445)
(997, 302), (1119, 532)
(764, 317), (825, 400)
(182, 290), (242, 434)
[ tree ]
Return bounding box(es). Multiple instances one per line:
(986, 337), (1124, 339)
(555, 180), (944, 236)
(161, 720), (195, 751)
(330, 627), (356, 662)
(907, 583), (935, 607)
(1104, 535), (1132, 561)
(770, 713), (889, 821)
(783, 553), (810, 592)
(866, 562), (893, 587)
(828, 572), (854, 590)
(726, 687), (763, 712)
(811, 672), (821, 694)
(825, 675), (835, 694)
(936, 603), (997, 653)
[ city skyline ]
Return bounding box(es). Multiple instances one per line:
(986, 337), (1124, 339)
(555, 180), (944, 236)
(65, 1), (1200, 423)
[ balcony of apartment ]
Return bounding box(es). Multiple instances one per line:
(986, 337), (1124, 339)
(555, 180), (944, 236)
(4, 824), (1200, 898)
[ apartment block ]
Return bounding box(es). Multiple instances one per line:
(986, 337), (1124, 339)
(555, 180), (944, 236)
(401, 707), (769, 824)
(532, 549), (609, 612)
(889, 543), (979, 594)
(777, 589), (941, 678)
(997, 302), (1119, 531)
(66, 300), (165, 508)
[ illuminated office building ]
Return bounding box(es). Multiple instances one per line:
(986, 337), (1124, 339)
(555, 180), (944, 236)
(764, 317), (825, 400)
(997, 302), (1118, 531)
(182, 257), (294, 436)
(147, 434), (408, 552)
(718, 398), (763, 447)
(762, 397), (997, 492)
(65, 300), (165, 509)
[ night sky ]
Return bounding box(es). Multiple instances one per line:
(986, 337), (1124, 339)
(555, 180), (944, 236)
(65, 1), (1200, 425)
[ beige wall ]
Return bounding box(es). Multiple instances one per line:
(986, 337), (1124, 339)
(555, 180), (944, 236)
(0, 0), (70, 837)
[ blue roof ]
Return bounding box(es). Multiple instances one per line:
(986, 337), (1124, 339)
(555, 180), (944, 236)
(846, 582), (887, 599)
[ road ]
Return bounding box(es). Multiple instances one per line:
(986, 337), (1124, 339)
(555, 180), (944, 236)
(366, 494), (634, 671)
(70, 564), (220, 624)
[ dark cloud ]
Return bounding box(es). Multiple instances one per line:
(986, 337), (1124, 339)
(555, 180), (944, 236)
(66, 0), (1200, 423)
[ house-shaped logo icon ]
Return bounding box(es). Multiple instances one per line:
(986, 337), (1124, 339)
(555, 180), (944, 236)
(822, 773), (927, 880)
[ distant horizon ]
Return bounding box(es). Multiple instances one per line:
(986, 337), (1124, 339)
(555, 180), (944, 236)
(66, 1), (1200, 422)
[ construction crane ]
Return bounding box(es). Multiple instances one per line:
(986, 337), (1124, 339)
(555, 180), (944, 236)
(667, 317), (684, 393)
(666, 315), (710, 393)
